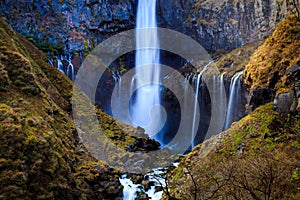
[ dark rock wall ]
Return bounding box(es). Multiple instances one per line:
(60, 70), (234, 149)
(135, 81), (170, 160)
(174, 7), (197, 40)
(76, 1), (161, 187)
(0, 0), (291, 53)
(158, 0), (290, 52)
(0, 0), (135, 52)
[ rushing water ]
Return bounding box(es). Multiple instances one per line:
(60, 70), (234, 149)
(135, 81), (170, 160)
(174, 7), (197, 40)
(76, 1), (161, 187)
(129, 0), (163, 139)
(119, 175), (142, 200)
(50, 54), (75, 82)
(120, 168), (167, 200)
(64, 54), (75, 82)
(56, 56), (64, 73)
(224, 71), (244, 129)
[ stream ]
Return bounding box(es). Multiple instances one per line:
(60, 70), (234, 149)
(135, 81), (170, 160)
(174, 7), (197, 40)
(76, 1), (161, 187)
(119, 163), (179, 200)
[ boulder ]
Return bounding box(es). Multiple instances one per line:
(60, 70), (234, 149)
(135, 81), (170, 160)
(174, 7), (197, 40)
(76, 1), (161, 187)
(273, 92), (294, 114)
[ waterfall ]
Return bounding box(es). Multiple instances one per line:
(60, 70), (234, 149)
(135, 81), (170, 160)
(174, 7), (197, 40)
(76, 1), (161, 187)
(219, 72), (227, 129)
(224, 71), (243, 129)
(54, 54), (75, 82)
(209, 72), (227, 137)
(48, 52), (54, 66)
(130, 0), (162, 139)
(56, 56), (64, 73)
(112, 70), (118, 84)
(65, 54), (75, 82)
(191, 73), (201, 149)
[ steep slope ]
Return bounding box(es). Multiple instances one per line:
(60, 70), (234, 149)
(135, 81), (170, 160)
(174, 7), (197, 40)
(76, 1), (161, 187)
(244, 15), (300, 113)
(164, 16), (300, 200)
(0, 19), (123, 199)
(165, 103), (300, 199)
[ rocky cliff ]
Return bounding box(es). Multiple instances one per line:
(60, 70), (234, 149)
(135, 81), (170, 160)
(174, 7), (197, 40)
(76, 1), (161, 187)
(244, 15), (300, 113)
(0, 0), (135, 53)
(0, 0), (296, 54)
(164, 15), (300, 200)
(159, 0), (296, 52)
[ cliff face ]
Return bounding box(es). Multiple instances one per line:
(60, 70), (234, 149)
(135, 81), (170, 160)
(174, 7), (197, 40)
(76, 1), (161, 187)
(159, 0), (291, 52)
(0, 0), (135, 52)
(0, 0), (294, 53)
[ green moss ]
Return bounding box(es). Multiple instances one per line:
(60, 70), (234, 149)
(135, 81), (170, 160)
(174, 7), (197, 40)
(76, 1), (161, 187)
(166, 103), (300, 199)
(214, 40), (263, 78)
(36, 41), (64, 54)
(245, 15), (300, 93)
(0, 19), (123, 199)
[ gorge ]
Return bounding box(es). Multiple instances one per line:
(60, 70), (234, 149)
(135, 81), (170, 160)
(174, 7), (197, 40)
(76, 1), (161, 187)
(0, 0), (299, 200)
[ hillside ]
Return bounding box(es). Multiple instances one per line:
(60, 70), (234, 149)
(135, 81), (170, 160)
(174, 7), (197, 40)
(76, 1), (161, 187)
(164, 15), (300, 200)
(0, 18), (124, 199)
(245, 15), (300, 112)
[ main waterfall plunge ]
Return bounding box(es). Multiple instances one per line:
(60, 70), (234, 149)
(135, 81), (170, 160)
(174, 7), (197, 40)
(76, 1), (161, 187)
(129, 0), (163, 138)
(103, 0), (247, 149)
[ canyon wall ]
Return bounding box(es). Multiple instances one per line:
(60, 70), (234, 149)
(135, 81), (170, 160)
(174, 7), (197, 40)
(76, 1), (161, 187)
(0, 0), (293, 53)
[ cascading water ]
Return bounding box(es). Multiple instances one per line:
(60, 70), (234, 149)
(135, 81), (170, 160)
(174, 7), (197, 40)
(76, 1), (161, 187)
(64, 54), (75, 82)
(191, 73), (201, 148)
(129, 0), (163, 139)
(48, 52), (54, 66)
(119, 175), (141, 200)
(120, 168), (166, 200)
(224, 71), (243, 129)
(51, 54), (75, 82)
(56, 56), (64, 73)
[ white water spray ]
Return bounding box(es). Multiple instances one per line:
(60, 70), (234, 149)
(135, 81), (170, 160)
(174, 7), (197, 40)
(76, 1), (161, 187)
(130, 0), (162, 138)
(224, 71), (243, 129)
(65, 54), (75, 82)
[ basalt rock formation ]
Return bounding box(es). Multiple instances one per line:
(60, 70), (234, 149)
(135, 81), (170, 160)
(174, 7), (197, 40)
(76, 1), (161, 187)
(0, 0), (296, 54)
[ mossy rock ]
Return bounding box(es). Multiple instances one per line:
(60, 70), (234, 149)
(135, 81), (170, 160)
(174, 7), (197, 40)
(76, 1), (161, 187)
(0, 19), (124, 199)
(245, 15), (300, 93)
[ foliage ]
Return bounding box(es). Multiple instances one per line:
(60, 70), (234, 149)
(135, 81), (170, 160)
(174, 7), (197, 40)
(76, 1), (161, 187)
(165, 103), (300, 199)
(244, 15), (300, 94)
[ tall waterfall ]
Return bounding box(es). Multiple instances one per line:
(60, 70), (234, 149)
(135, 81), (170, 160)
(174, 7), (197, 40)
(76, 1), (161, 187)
(224, 71), (243, 129)
(191, 73), (201, 148)
(130, 0), (162, 138)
